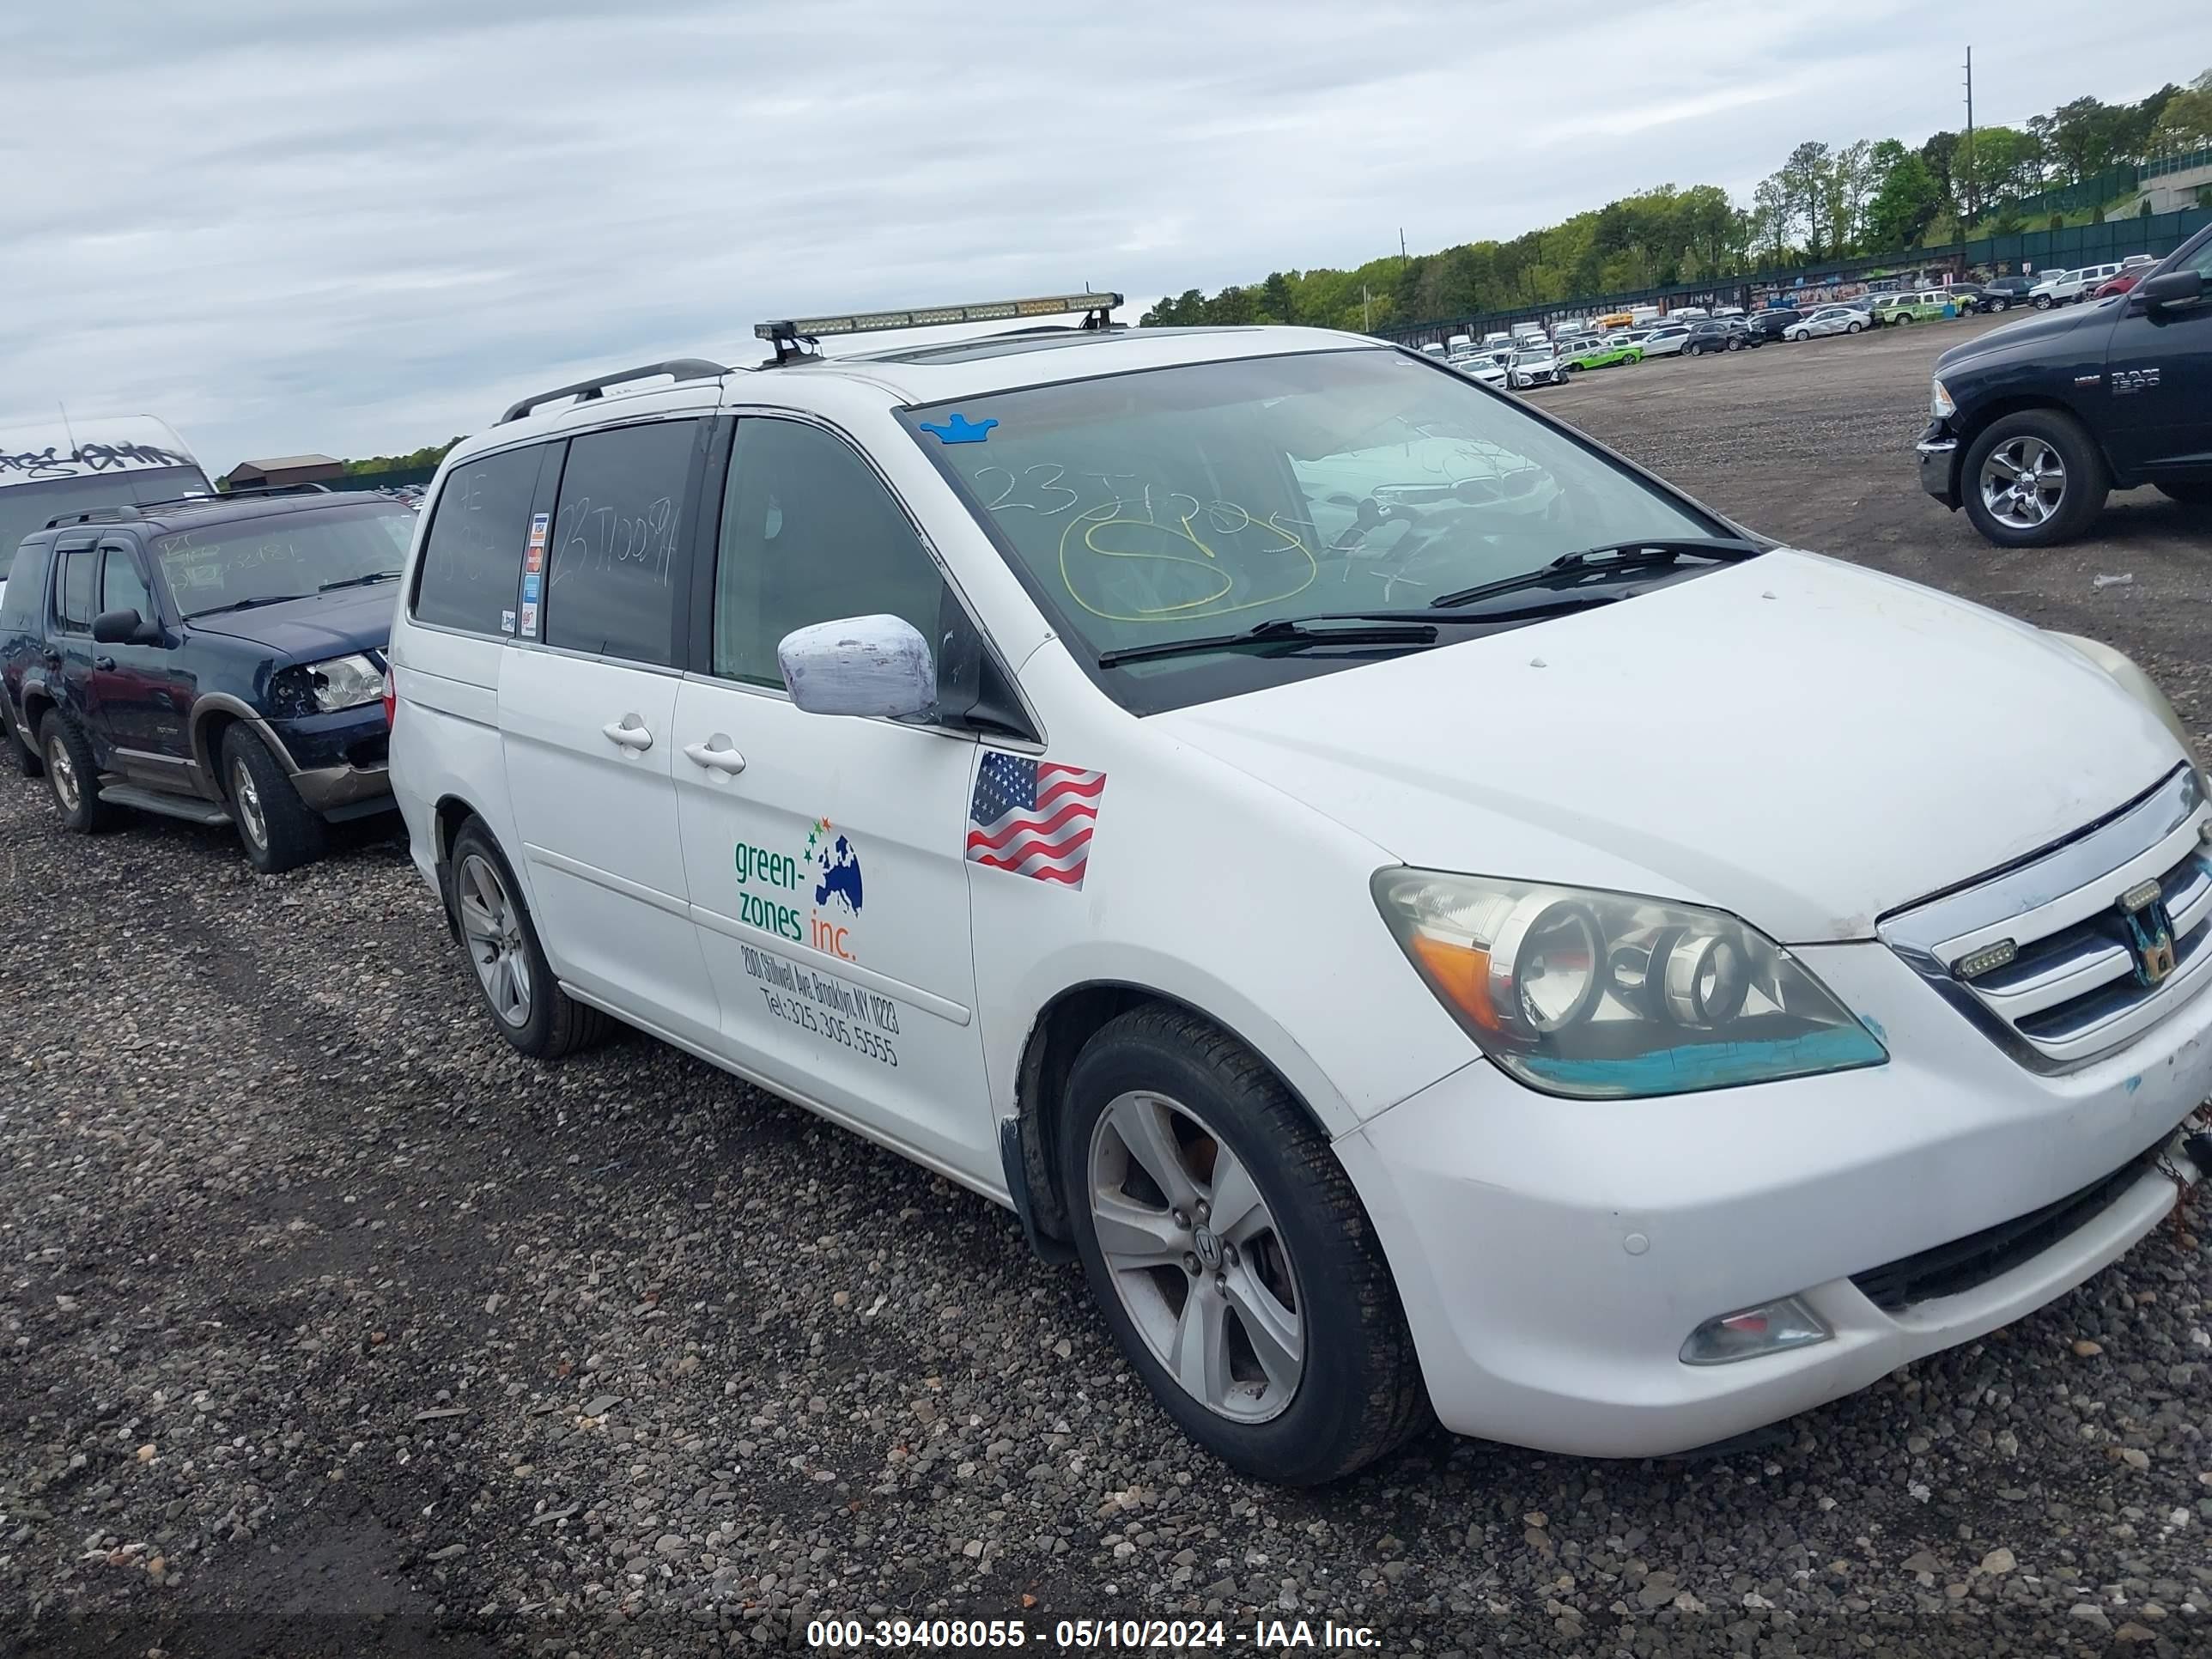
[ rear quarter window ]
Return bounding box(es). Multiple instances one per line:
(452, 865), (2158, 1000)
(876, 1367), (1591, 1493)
(1, 544), (49, 632)
(412, 446), (548, 635)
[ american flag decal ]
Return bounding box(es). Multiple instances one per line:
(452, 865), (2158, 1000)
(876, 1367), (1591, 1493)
(966, 753), (1106, 888)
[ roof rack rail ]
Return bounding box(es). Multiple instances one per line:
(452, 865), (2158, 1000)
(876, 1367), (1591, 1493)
(754, 290), (1123, 366)
(215, 483), (333, 498)
(44, 505), (143, 529)
(498, 358), (730, 425)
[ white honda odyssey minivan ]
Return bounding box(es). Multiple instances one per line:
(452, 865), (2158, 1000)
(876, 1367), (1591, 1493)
(386, 293), (2211, 1484)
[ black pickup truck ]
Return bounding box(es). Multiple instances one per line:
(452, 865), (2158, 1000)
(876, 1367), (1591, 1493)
(1917, 222), (2212, 546)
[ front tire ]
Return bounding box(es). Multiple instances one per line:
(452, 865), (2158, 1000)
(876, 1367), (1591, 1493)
(1061, 1006), (1429, 1486)
(1961, 410), (2109, 548)
(222, 725), (325, 874)
(2034, 295), (2054, 309)
(39, 711), (113, 833)
(448, 820), (609, 1059)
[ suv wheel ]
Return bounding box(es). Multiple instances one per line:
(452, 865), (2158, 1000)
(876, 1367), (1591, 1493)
(1992, 296), (2011, 312)
(448, 820), (609, 1058)
(2033, 294), (2054, 309)
(38, 711), (113, 832)
(1061, 1006), (1430, 1485)
(222, 725), (325, 874)
(1962, 410), (2110, 547)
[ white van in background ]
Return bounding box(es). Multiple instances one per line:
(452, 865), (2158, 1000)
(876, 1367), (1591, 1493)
(0, 416), (214, 573)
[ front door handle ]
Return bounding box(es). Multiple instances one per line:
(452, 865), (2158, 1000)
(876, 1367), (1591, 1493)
(601, 716), (654, 752)
(94, 655), (117, 671)
(683, 736), (747, 775)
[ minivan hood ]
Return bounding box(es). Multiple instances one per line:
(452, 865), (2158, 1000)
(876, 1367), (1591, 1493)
(1153, 551), (2183, 943)
(184, 582), (397, 661)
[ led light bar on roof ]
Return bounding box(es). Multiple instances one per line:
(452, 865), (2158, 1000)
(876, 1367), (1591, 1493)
(754, 291), (1123, 342)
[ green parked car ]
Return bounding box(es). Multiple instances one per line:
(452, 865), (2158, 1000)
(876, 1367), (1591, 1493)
(1564, 340), (1644, 371)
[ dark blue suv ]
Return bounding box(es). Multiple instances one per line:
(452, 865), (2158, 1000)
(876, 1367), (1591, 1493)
(0, 489), (414, 872)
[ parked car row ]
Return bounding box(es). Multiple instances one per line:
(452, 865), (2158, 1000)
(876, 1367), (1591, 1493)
(9, 283), (2210, 1491)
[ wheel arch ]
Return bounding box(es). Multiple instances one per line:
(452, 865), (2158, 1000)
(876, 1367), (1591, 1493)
(190, 696), (298, 796)
(1952, 393), (2122, 485)
(1006, 980), (1338, 1258)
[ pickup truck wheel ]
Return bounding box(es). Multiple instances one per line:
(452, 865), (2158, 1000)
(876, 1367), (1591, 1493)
(222, 725), (325, 874)
(2158, 482), (2212, 508)
(1893, 312), (1913, 325)
(1061, 1006), (1431, 1485)
(448, 821), (609, 1058)
(38, 711), (114, 833)
(1963, 411), (2109, 547)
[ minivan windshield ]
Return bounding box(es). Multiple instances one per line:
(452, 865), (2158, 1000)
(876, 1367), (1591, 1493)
(907, 348), (1716, 710)
(0, 465), (211, 565)
(152, 501), (416, 617)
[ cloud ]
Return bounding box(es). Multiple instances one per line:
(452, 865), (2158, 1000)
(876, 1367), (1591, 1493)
(1, 0), (2197, 469)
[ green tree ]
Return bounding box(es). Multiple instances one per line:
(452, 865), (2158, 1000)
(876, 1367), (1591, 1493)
(1866, 152), (1942, 250)
(1259, 271), (1298, 323)
(1920, 130), (1960, 206)
(2152, 70), (2212, 149)
(2042, 96), (2126, 179)
(1779, 140), (1836, 258)
(1956, 125), (2042, 214)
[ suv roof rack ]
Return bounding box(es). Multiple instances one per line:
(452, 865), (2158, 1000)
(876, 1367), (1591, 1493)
(216, 482), (332, 498)
(754, 290), (1123, 366)
(498, 358), (729, 425)
(43, 504), (144, 529)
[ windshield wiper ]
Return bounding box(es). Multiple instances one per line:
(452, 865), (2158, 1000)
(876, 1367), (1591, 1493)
(1431, 537), (1765, 609)
(1097, 613), (1441, 669)
(187, 594), (304, 618)
(319, 571), (402, 592)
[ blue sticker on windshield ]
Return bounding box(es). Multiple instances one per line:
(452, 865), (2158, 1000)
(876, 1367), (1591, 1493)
(920, 412), (998, 445)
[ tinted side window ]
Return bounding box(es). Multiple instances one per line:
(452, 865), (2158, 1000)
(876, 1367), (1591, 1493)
(58, 547), (97, 631)
(0, 545), (48, 631)
(711, 419), (948, 690)
(414, 445), (545, 635)
(544, 420), (700, 666)
(101, 548), (154, 620)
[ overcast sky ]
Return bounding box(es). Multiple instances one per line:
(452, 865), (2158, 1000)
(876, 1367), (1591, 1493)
(4, 1), (2203, 471)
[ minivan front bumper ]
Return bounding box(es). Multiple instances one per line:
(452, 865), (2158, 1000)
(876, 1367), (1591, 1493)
(1335, 939), (2212, 1458)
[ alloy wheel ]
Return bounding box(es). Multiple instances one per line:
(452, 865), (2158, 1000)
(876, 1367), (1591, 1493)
(48, 737), (79, 813)
(456, 852), (532, 1027)
(231, 759), (268, 852)
(1086, 1091), (1304, 1424)
(1978, 434), (2068, 531)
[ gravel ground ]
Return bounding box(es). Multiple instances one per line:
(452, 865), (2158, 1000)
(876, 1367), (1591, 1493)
(3, 319), (2210, 1657)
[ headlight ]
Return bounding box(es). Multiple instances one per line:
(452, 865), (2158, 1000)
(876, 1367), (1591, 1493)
(304, 653), (384, 714)
(1371, 869), (1887, 1099)
(1929, 377), (1955, 420)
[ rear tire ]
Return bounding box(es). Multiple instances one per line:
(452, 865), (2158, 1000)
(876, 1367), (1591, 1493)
(38, 711), (113, 833)
(1993, 297), (2010, 312)
(222, 725), (325, 874)
(1846, 320), (1864, 334)
(448, 820), (610, 1059)
(1960, 410), (2109, 548)
(1061, 1006), (1431, 1485)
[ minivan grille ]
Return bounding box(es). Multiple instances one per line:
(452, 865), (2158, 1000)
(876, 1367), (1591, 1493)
(1850, 1139), (2166, 1313)
(1881, 769), (2212, 1069)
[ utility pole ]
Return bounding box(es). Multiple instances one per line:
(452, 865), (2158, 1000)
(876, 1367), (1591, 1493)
(1362, 284), (1373, 331)
(1400, 228), (1407, 260)
(1962, 46), (1976, 223)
